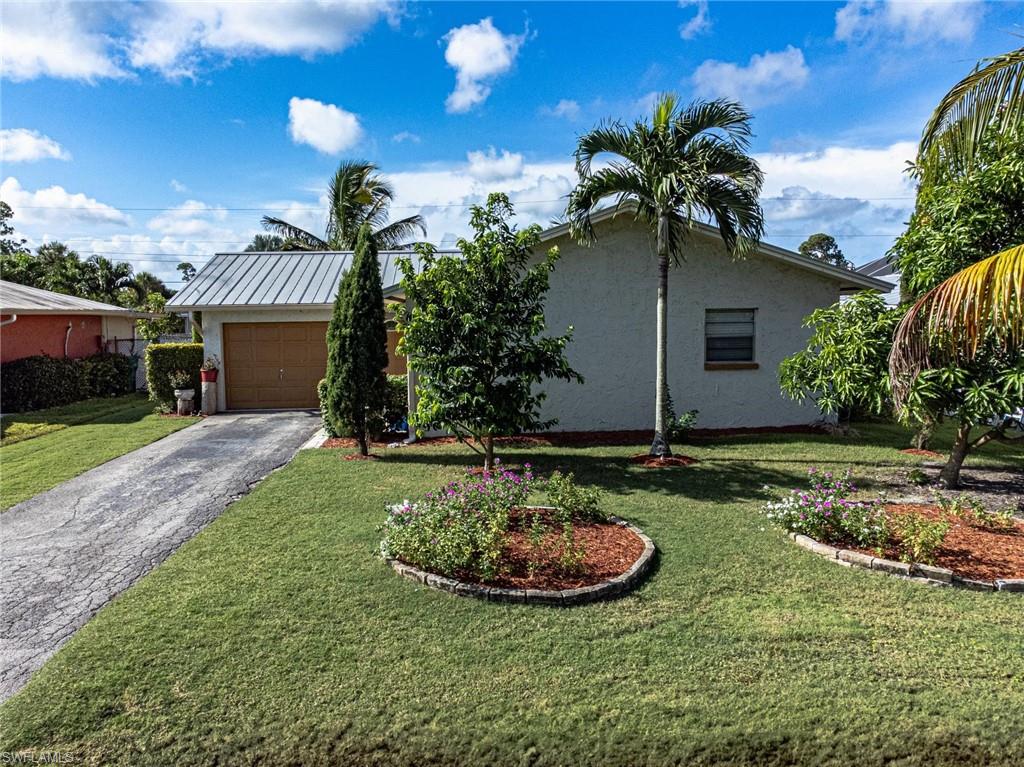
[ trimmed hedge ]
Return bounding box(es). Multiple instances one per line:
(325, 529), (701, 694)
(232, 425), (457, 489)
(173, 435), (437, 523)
(145, 343), (203, 410)
(0, 353), (135, 413)
(318, 373), (407, 438)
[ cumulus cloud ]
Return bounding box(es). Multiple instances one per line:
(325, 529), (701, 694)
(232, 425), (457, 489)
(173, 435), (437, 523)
(0, 1), (126, 82)
(0, 129), (71, 163)
(127, 0), (398, 78)
(288, 97), (363, 155)
(170, 179), (189, 193)
(835, 0), (983, 44)
(0, 177), (130, 227)
(392, 131), (422, 144)
(147, 200), (231, 237)
(693, 46), (809, 108)
(541, 99), (581, 120)
(443, 17), (526, 113)
(466, 148), (525, 182)
(760, 186), (869, 222)
(678, 0), (711, 39)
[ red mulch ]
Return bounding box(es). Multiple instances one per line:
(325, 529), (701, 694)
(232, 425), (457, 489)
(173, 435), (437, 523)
(849, 503), (1024, 581)
(900, 448), (944, 458)
(342, 453), (381, 461)
(407, 426), (824, 449)
(399, 509), (647, 590)
(465, 465), (524, 475)
(323, 435), (403, 449)
(630, 453), (700, 468)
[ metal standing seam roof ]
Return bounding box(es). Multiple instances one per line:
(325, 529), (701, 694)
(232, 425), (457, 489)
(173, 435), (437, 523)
(0, 280), (154, 317)
(167, 250), (456, 310)
(856, 255), (898, 279)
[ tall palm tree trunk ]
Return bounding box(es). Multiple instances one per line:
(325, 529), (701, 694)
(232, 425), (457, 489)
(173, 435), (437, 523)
(651, 215), (673, 457)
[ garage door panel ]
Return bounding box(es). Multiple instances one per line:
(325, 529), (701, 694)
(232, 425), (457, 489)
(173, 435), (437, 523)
(224, 321), (328, 409)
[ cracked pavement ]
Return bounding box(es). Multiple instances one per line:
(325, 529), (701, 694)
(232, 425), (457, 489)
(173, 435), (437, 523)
(0, 410), (319, 703)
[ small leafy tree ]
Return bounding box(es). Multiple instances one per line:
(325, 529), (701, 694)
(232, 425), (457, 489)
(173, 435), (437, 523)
(798, 233), (850, 269)
(397, 194), (583, 470)
(779, 292), (902, 430)
(323, 223), (388, 456)
(136, 293), (184, 341)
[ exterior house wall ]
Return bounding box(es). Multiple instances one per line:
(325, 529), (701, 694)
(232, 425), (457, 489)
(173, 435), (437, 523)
(0, 314), (103, 363)
(534, 216), (838, 430)
(100, 315), (139, 345)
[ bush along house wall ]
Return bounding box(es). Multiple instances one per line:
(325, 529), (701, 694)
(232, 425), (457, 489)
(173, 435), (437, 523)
(318, 373), (408, 439)
(0, 353), (135, 413)
(145, 343), (203, 411)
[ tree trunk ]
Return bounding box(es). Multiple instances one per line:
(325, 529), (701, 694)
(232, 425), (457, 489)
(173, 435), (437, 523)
(938, 422), (971, 488)
(357, 429), (369, 457)
(483, 435), (495, 471)
(650, 214), (672, 458)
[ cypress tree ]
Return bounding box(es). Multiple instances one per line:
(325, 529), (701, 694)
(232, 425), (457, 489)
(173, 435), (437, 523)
(323, 224), (388, 456)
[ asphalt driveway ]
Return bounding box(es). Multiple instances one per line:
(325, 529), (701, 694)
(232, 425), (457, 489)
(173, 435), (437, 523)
(0, 410), (320, 702)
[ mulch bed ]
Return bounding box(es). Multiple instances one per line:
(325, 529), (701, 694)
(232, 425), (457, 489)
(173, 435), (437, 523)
(630, 453), (700, 468)
(323, 434), (405, 449)
(342, 453), (381, 461)
(850, 503), (1024, 581)
(900, 448), (944, 458)
(404, 509), (646, 591)
(407, 426), (824, 449)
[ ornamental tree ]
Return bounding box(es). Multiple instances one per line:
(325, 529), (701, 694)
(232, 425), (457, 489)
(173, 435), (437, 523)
(798, 233), (850, 269)
(779, 291), (902, 430)
(396, 194), (582, 470)
(323, 223), (389, 456)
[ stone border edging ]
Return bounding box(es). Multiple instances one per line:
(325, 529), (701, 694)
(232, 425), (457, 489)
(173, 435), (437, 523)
(386, 514), (656, 606)
(788, 532), (1024, 593)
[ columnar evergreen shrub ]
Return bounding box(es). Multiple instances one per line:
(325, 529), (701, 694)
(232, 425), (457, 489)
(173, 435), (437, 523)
(322, 224), (388, 455)
(145, 342), (203, 410)
(0, 353), (134, 412)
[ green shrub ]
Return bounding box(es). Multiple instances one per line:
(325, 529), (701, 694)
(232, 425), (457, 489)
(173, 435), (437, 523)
(892, 513), (949, 565)
(0, 353), (134, 413)
(319, 374), (407, 439)
(546, 471), (605, 522)
(145, 343), (203, 410)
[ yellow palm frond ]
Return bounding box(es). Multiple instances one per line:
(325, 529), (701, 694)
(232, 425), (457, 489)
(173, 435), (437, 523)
(890, 244), (1024, 406)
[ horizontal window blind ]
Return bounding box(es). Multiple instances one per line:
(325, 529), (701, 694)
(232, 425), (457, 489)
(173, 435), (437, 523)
(705, 309), (755, 362)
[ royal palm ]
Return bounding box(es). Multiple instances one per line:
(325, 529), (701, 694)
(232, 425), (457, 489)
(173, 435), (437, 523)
(567, 94), (764, 456)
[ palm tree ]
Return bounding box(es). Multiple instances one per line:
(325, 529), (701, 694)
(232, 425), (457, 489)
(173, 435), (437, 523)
(84, 256), (135, 304)
(133, 271), (170, 301)
(566, 94), (764, 457)
(261, 160), (426, 251)
(891, 47), (1024, 387)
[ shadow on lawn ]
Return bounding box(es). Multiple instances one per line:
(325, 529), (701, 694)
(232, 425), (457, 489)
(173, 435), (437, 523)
(0, 396), (156, 444)
(381, 448), (805, 504)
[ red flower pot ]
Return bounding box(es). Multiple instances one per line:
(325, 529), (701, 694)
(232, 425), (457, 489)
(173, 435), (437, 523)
(200, 369), (218, 383)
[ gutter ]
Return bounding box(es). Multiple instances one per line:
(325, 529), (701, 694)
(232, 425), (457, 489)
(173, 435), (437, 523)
(0, 314), (16, 328)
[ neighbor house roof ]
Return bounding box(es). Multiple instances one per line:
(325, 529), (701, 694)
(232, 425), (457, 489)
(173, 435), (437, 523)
(856, 254), (898, 279)
(167, 250), (456, 311)
(0, 280), (154, 317)
(540, 203), (892, 293)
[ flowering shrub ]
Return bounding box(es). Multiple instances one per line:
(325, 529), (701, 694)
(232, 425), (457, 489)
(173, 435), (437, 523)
(380, 461), (534, 580)
(762, 467), (888, 548)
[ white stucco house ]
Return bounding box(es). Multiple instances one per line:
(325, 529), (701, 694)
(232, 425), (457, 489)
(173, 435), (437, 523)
(167, 207), (888, 429)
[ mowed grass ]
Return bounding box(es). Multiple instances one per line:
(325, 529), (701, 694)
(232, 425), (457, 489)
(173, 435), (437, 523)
(0, 394), (199, 509)
(1, 423), (1021, 766)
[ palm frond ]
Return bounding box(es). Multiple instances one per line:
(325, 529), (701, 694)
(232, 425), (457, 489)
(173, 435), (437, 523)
(918, 46), (1024, 179)
(674, 99), (754, 148)
(573, 122), (637, 176)
(260, 216), (329, 250)
(373, 214), (427, 250)
(890, 244), (1024, 407)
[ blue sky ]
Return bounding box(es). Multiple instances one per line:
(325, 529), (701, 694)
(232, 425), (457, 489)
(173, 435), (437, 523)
(2, 0), (1022, 288)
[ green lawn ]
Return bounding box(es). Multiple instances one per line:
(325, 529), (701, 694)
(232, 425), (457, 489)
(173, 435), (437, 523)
(0, 394), (199, 509)
(1, 423), (1021, 766)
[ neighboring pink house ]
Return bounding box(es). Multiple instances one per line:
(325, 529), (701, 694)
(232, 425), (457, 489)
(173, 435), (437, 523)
(0, 281), (151, 363)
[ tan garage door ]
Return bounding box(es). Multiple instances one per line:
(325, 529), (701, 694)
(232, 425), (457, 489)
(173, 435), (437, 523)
(224, 322), (328, 409)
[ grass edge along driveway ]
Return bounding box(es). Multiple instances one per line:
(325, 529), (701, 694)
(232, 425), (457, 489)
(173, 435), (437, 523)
(1, 394), (199, 509)
(0, 423), (1021, 766)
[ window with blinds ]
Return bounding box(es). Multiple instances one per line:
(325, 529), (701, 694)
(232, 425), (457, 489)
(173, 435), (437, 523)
(705, 309), (755, 362)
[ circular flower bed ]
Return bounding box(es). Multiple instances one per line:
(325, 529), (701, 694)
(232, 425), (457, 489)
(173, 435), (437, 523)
(381, 462), (655, 605)
(763, 468), (1024, 593)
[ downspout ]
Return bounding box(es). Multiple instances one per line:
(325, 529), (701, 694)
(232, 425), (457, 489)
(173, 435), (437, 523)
(0, 314), (16, 328)
(64, 322), (73, 358)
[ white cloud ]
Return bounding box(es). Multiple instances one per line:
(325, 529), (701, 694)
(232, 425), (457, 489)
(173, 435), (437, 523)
(693, 46), (809, 108)
(542, 99), (581, 120)
(147, 200), (230, 237)
(0, 177), (130, 228)
(0, 129), (71, 163)
(678, 0), (711, 39)
(466, 148), (525, 182)
(392, 131), (422, 144)
(443, 17), (525, 113)
(287, 97), (363, 155)
(761, 186), (869, 222)
(170, 179), (189, 193)
(835, 0), (983, 44)
(128, 0), (398, 79)
(0, 1), (125, 82)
